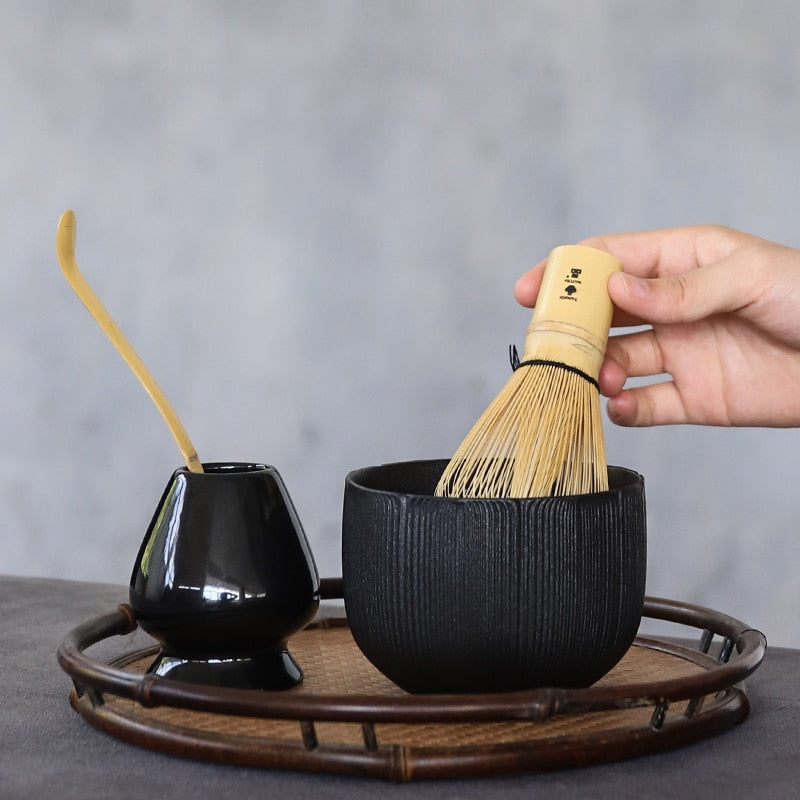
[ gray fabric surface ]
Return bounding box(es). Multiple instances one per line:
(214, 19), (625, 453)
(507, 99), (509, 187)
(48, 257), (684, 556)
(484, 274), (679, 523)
(0, 575), (797, 799)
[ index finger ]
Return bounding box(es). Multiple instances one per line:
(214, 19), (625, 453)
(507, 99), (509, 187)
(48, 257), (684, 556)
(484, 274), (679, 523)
(579, 225), (750, 279)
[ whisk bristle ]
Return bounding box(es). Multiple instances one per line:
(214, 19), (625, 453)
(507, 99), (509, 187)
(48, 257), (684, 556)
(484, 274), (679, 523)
(435, 362), (607, 498)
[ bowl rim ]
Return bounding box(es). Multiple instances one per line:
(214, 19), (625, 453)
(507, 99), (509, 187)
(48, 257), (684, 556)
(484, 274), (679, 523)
(345, 459), (643, 501)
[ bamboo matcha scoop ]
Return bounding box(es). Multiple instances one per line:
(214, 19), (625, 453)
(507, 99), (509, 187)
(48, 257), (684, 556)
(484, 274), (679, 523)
(56, 210), (203, 473)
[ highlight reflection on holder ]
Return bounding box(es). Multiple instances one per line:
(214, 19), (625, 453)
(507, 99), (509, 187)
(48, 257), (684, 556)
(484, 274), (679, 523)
(129, 463), (320, 690)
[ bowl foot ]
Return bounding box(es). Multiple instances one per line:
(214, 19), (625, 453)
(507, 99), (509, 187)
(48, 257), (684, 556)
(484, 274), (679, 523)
(146, 647), (303, 691)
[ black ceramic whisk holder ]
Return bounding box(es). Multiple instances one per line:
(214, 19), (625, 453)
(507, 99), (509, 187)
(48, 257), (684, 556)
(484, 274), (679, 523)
(129, 463), (320, 691)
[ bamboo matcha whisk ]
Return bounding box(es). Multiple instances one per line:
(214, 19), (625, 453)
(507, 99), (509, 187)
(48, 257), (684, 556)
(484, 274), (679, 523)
(435, 244), (622, 499)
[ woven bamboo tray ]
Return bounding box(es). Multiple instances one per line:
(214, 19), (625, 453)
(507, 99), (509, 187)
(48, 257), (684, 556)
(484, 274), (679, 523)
(57, 578), (766, 781)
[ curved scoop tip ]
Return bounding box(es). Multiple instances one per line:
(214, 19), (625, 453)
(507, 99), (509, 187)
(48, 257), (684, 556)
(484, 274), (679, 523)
(56, 210), (77, 265)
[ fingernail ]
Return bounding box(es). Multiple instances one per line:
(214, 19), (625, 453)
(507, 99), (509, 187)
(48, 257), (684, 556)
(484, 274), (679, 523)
(617, 272), (650, 299)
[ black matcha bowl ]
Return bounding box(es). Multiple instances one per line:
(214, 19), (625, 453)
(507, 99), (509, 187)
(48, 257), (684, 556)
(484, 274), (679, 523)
(342, 459), (646, 694)
(129, 463), (320, 691)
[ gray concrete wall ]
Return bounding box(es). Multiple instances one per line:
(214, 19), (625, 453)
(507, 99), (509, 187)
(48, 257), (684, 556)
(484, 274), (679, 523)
(2, 1), (798, 645)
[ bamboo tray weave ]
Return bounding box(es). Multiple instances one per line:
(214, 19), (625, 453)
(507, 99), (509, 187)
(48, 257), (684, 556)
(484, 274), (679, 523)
(58, 579), (766, 781)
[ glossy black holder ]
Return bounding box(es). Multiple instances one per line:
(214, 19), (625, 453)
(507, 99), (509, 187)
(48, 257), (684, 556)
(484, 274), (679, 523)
(342, 460), (647, 694)
(129, 463), (320, 691)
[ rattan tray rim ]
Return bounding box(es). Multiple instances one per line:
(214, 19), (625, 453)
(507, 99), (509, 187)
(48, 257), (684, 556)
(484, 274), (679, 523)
(57, 579), (766, 724)
(56, 580), (767, 780)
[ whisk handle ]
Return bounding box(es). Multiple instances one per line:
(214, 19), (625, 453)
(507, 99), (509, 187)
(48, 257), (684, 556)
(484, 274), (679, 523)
(523, 245), (622, 378)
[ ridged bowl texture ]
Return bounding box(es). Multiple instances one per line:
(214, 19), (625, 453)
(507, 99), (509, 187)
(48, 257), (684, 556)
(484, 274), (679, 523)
(342, 460), (646, 694)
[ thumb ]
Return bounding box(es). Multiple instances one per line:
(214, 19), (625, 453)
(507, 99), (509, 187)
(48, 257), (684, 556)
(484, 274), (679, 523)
(608, 266), (742, 325)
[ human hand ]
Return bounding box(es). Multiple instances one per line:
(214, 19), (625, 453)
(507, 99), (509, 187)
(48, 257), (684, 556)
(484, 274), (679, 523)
(515, 225), (800, 427)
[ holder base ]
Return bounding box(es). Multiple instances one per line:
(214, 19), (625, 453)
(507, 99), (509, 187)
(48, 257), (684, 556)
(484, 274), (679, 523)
(148, 648), (303, 691)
